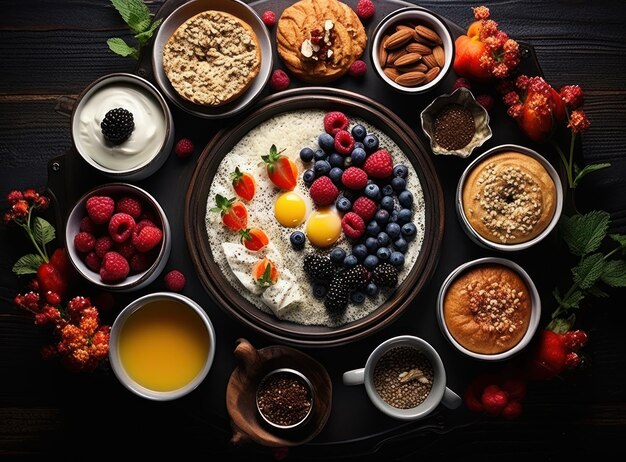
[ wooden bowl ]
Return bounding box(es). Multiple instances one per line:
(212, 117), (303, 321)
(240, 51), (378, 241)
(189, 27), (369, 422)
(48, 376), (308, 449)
(185, 87), (444, 347)
(226, 339), (332, 447)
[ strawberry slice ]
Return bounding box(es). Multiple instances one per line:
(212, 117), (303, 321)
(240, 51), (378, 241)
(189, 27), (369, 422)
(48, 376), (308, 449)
(240, 228), (269, 251)
(231, 167), (256, 201)
(261, 144), (298, 191)
(252, 257), (279, 288)
(210, 194), (248, 231)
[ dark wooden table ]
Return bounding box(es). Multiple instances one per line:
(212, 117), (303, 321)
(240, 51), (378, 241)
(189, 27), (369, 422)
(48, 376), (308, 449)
(1, 1), (625, 459)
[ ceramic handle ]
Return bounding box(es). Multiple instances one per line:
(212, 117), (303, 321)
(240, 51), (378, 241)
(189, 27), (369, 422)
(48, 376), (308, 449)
(54, 95), (77, 118)
(442, 386), (462, 409)
(233, 338), (262, 377)
(342, 368), (365, 386)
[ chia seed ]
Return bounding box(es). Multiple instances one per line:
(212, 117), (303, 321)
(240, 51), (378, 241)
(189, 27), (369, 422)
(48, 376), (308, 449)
(257, 371), (312, 426)
(433, 104), (475, 151)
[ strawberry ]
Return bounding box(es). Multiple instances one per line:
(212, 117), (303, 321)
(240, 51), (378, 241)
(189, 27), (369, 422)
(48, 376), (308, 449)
(363, 149), (393, 179)
(37, 262), (67, 297)
(210, 194), (248, 231)
(481, 385), (508, 416)
(231, 167), (256, 201)
(252, 257), (279, 288)
(309, 176), (339, 206)
(240, 228), (269, 251)
(49, 248), (74, 281)
(529, 330), (567, 380)
(262, 144), (298, 191)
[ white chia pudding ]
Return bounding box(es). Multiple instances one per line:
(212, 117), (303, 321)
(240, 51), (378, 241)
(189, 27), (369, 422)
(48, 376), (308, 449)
(205, 110), (425, 327)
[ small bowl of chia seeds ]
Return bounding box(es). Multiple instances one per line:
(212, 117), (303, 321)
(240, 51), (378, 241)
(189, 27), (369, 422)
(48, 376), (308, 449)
(256, 368), (314, 430)
(420, 87), (492, 158)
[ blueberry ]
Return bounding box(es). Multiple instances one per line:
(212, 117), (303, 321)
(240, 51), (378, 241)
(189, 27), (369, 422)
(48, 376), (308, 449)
(381, 184), (394, 196)
(314, 160), (331, 176)
(390, 210), (399, 222)
(300, 147), (314, 162)
(377, 231), (391, 247)
(290, 231), (305, 250)
(377, 246), (391, 261)
(313, 283), (327, 298)
(352, 244), (368, 262)
(397, 208), (412, 224)
(329, 167), (344, 184)
(381, 195), (394, 212)
(391, 176), (406, 192)
(343, 254), (358, 268)
(365, 282), (380, 296)
(367, 220), (381, 236)
(398, 190), (413, 208)
(386, 222), (401, 239)
(318, 133), (335, 152)
(303, 169), (316, 186)
(336, 197), (352, 213)
(390, 251), (405, 267)
(330, 247), (346, 265)
(314, 149), (328, 161)
(351, 124), (367, 141)
(393, 164), (408, 178)
(351, 147), (366, 166)
(365, 237), (379, 253)
(375, 209), (390, 225)
(364, 183), (381, 200)
(394, 237), (408, 253)
(363, 134), (380, 153)
(363, 254), (379, 270)
(353, 141), (365, 151)
(351, 291), (366, 304)
(401, 222), (417, 240)
(328, 153), (343, 168)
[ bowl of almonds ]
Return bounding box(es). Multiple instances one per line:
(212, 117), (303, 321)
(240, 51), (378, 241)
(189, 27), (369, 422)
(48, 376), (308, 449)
(371, 7), (454, 93)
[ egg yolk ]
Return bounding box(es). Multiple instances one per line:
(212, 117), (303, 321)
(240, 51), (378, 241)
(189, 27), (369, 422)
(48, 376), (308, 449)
(274, 192), (307, 227)
(306, 208), (342, 248)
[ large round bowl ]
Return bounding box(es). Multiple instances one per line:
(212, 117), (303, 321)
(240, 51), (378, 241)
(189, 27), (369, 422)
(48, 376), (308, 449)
(185, 88), (444, 347)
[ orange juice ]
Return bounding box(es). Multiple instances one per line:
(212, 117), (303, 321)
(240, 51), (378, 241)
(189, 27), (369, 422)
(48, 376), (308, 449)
(118, 299), (210, 392)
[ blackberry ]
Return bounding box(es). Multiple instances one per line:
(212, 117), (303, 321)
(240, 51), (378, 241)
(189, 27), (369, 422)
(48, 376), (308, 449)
(324, 277), (350, 312)
(373, 263), (398, 288)
(304, 254), (334, 281)
(101, 108), (134, 144)
(340, 264), (368, 290)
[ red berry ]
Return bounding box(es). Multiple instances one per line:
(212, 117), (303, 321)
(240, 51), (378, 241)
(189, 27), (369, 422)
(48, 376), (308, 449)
(45, 291), (61, 306)
(529, 330), (567, 380)
(452, 77), (472, 92)
(481, 385), (509, 416)
(132, 225), (163, 253)
(363, 149), (393, 179)
(501, 377), (527, 401)
(108, 212), (136, 243)
(309, 176), (339, 206)
(49, 248), (74, 281)
(99, 251), (130, 283)
(563, 329), (588, 351)
(85, 196), (115, 224)
(334, 130), (355, 155)
(115, 196), (142, 218)
(501, 400), (523, 420)
(37, 262), (67, 297)
(130, 253), (154, 273)
(174, 138), (194, 158)
(74, 231), (96, 253)
(115, 241), (136, 260)
(164, 270), (186, 292)
(323, 111), (349, 136)
(348, 59), (367, 77)
(270, 69), (290, 91)
(355, 0), (375, 20)
(79, 216), (97, 233)
(565, 351), (582, 369)
(476, 94), (495, 113)
(352, 196), (377, 221)
(95, 236), (114, 258)
(342, 167), (368, 190)
(84, 251), (102, 272)
(341, 212), (365, 240)
(261, 10), (276, 27)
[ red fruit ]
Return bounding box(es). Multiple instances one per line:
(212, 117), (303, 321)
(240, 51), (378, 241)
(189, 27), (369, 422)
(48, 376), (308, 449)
(476, 94), (495, 113)
(565, 351), (582, 369)
(323, 111), (349, 136)
(352, 196), (377, 221)
(348, 59), (367, 78)
(84, 252), (102, 272)
(95, 236), (114, 258)
(501, 401), (523, 420)
(108, 213), (136, 243)
(481, 385), (509, 416)
(355, 0), (375, 20)
(529, 330), (567, 380)
(79, 216), (97, 233)
(231, 167), (256, 201)
(334, 130), (355, 155)
(262, 145), (298, 190)
(240, 228), (270, 251)
(49, 248), (74, 282)
(342, 167), (368, 190)
(270, 69), (290, 91)
(341, 212), (365, 240)
(164, 270), (186, 292)
(115, 241), (136, 260)
(261, 10), (276, 27)
(563, 330), (588, 351)
(452, 77), (472, 92)
(309, 176), (339, 206)
(86, 196), (115, 224)
(463, 382), (484, 413)
(132, 225), (163, 253)
(501, 377), (527, 401)
(99, 251), (130, 282)
(363, 149), (393, 179)
(130, 253), (153, 273)
(74, 232), (96, 253)
(37, 263), (67, 298)
(210, 194), (249, 231)
(252, 257), (279, 287)
(45, 291), (61, 306)
(174, 138), (194, 158)
(115, 196), (142, 218)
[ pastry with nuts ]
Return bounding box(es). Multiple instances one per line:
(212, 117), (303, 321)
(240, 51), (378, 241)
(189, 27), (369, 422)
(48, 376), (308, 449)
(162, 10), (261, 106)
(276, 0), (366, 83)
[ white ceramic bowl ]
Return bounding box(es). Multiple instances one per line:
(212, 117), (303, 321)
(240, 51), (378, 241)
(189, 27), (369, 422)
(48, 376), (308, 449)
(371, 7), (454, 94)
(65, 183), (171, 292)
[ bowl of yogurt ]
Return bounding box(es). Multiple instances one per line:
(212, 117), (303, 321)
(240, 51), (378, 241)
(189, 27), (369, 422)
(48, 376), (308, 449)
(71, 73), (174, 181)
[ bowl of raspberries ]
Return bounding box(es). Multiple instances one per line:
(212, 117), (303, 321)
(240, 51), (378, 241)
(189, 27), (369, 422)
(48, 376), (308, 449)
(65, 183), (171, 291)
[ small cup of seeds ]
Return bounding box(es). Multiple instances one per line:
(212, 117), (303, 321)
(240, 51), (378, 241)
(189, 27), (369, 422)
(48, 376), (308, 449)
(256, 368), (314, 430)
(343, 336), (461, 420)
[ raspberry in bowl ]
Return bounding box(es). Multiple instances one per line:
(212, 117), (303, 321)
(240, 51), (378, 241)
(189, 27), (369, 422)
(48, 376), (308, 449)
(65, 183), (171, 292)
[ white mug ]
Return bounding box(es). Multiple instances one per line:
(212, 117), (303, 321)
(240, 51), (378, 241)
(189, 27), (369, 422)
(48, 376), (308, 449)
(343, 335), (461, 420)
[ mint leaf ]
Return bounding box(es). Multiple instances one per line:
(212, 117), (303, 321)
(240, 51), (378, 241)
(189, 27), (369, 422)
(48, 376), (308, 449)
(559, 289), (585, 310)
(135, 17), (162, 45)
(110, 0), (151, 31)
(573, 162), (611, 188)
(107, 38), (139, 59)
(13, 254), (44, 275)
(560, 211), (610, 256)
(572, 252), (606, 289)
(610, 234), (626, 254)
(588, 286), (609, 298)
(600, 260), (626, 287)
(33, 217), (55, 247)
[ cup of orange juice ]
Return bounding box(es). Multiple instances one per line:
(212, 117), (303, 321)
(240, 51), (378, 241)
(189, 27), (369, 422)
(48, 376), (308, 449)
(109, 292), (215, 400)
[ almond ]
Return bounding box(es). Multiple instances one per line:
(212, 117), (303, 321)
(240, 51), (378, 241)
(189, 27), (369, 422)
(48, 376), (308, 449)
(423, 53), (439, 69)
(386, 49), (407, 65)
(397, 63), (428, 73)
(406, 43), (432, 55)
(383, 67), (401, 80)
(384, 29), (414, 50)
(433, 46), (445, 67)
(415, 25), (443, 45)
(393, 52), (422, 67)
(395, 71), (426, 87)
(378, 37), (389, 65)
(424, 66), (440, 83)
(395, 24), (419, 41)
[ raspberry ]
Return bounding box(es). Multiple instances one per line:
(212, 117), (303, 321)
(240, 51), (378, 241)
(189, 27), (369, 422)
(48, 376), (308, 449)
(348, 59), (367, 77)
(164, 270), (186, 292)
(79, 216), (97, 233)
(261, 10), (276, 27)
(501, 401), (523, 420)
(86, 196), (115, 224)
(309, 176), (339, 206)
(452, 77), (472, 92)
(130, 253), (154, 273)
(565, 351), (582, 369)
(476, 94), (495, 113)
(108, 213), (136, 243)
(99, 251), (129, 283)
(342, 167), (368, 190)
(45, 291), (61, 306)
(563, 329), (588, 351)
(115, 241), (136, 260)
(95, 236), (114, 258)
(174, 138), (194, 158)
(334, 130), (354, 155)
(323, 111), (349, 136)
(481, 385), (508, 416)
(363, 149), (393, 179)
(115, 196), (142, 218)
(341, 212), (365, 240)
(132, 225), (163, 253)
(355, 0), (375, 20)
(270, 69), (290, 91)
(84, 252), (102, 272)
(73, 232), (96, 253)
(501, 378), (527, 401)
(352, 196), (377, 221)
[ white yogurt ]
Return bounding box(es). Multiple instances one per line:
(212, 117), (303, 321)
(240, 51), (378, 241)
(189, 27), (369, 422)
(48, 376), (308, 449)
(74, 83), (166, 171)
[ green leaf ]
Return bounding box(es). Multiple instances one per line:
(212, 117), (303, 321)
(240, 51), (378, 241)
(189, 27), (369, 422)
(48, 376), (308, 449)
(588, 286), (609, 298)
(572, 252), (606, 289)
(559, 289), (585, 310)
(107, 38), (139, 59)
(33, 217), (55, 247)
(547, 315), (575, 334)
(110, 0), (151, 31)
(552, 287), (562, 304)
(12, 254), (44, 275)
(134, 18), (162, 45)
(573, 162), (611, 188)
(600, 260), (626, 287)
(610, 234), (626, 254)
(127, 10), (152, 35)
(560, 211), (610, 256)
